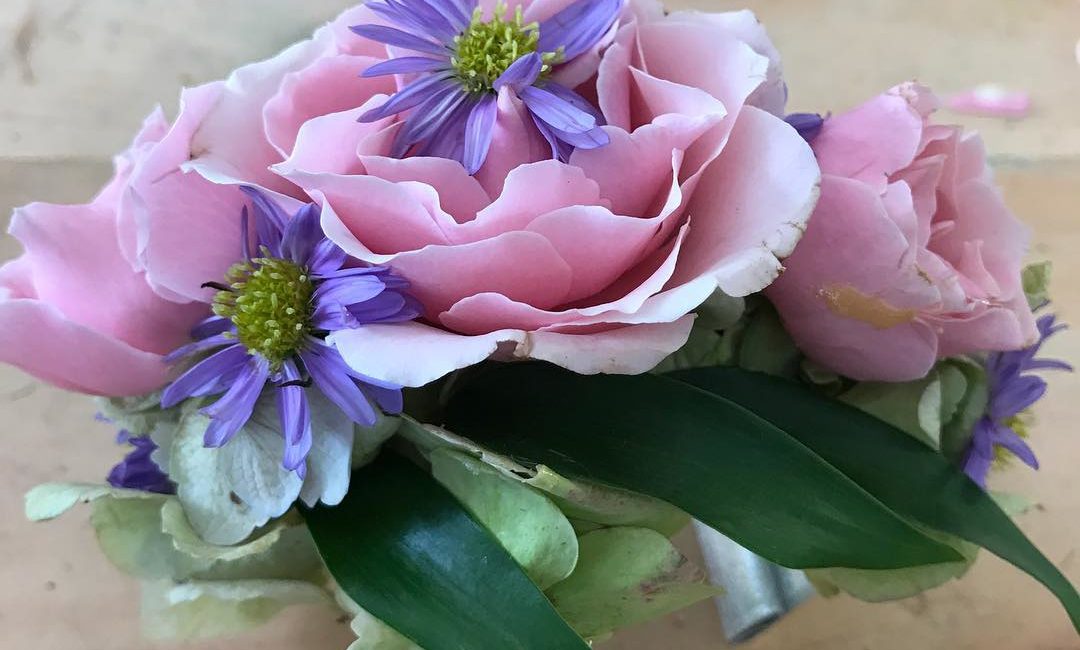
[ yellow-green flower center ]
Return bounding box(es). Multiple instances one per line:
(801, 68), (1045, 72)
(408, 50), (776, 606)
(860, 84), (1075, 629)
(993, 412), (1033, 467)
(451, 4), (560, 94)
(212, 255), (315, 368)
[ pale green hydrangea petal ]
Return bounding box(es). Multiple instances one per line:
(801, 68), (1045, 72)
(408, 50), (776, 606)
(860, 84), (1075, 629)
(95, 391), (178, 436)
(840, 371), (946, 449)
(430, 448), (578, 589)
(939, 357), (990, 462)
(336, 588), (423, 650)
(170, 391), (360, 545)
(546, 527), (720, 639)
(400, 417), (688, 536)
(91, 495), (211, 580)
(171, 399), (303, 545)
(651, 327), (724, 373)
(526, 466), (689, 537)
(806, 531), (978, 602)
(160, 500), (324, 581)
(991, 491), (1036, 516)
(141, 579), (330, 642)
(1022, 261), (1052, 309)
(25, 482), (160, 521)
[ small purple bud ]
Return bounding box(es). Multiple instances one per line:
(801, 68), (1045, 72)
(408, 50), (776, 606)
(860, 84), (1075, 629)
(785, 113), (825, 144)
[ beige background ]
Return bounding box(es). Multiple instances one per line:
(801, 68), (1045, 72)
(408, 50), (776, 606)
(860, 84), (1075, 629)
(1, 1), (1078, 649)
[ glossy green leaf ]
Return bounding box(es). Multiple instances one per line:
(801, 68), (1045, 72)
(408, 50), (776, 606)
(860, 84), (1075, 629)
(668, 366), (1080, 631)
(444, 363), (962, 571)
(303, 451), (589, 650)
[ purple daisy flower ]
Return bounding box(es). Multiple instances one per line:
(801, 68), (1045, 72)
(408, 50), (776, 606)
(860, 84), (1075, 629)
(162, 187), (420, 476)
(962, 312), (1071, 487)
(107, 431), (174, 494)
(352, 0), (622, 173)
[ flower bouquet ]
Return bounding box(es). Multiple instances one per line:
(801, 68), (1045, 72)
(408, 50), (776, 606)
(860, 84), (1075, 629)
(8, 0), (1079, 647)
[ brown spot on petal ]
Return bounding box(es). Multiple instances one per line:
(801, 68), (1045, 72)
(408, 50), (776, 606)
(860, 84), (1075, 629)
(819, 284), (917, 329)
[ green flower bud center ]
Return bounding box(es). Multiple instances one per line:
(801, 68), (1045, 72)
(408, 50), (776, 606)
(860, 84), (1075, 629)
(212, 255), (315, 368)
(451, 3), (560, 94)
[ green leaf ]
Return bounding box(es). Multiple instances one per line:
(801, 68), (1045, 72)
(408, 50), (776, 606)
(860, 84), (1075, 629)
(430, 448), (579, 589)
(667, 366), (1080, 631)
(840, 371), (945, 449)
(140, 579), (329, 642)
(399, 417), (689, 536)
(546, 527), (719, 639)
(444, 363), (962, 570)
(303, 451), (589, 650)
(807, 532), (978, 602)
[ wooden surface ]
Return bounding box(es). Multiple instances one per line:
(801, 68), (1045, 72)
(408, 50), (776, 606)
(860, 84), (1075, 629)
(0, 2), (1077, 649)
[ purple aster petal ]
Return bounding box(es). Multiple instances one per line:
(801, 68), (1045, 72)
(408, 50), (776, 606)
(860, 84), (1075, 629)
(542, 82), (606, 124)
(360, 72), (456, 122)
(281, 203), (324, 266)
(785, 113), (826, 143)
(366, 1), (455, 43)
(362, 56), (450, 78)
(312, 301), (360, 332)
(961, 419), (996, 487)
(347, 291), (422, 324)
(349, 24), (449, 57)
(519, 85), (598, 134)
(415, 96), (471, 162)
(107, 432), (174, 494)
(1026, 358), (1074, 372)
(164, 333), (233, 364)
(394, 85), (473, 155)
(312, 265), (391, 280)
(426, 0), (473, 30)
(463, 94), (498, 174)
(494, 53), (544, 92)
(989, 421), (1040, 470)
(542, 120), (609, 149)
(161, 344), (249, 408)
(537, 0), (623, 60)
(239, 186), (287, 256)
(277, 360), (312, 473)
(360, 383), (405, 414)
(202, 355), (271, 448)
(393, 0), (460, 41)
(531, 114), (573, 161)
(313, 275), (387, 310)
(307, 239), (349, 277)
(300, 343), (378, 426)
(190, 316), (234, 341)
(990, 375), (1047, 420)
(240, 206), (253, 261)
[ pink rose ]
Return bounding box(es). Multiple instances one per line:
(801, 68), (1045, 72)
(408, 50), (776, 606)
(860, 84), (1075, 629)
(0, 101), (230, 395)
(185, 0), (820, 386)
(767, 83), (1038, 382)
